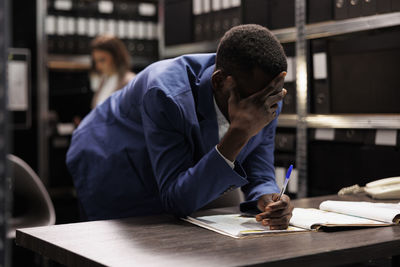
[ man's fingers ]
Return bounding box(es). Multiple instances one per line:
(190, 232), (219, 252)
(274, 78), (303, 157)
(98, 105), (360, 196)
(266, 199), (288, 211)
(261, 214), (292, 228)
(250, 72), (287, 101)
(262, 217), (290, 226)
(227, 76), (240, 104)
(256, 209), (292, 220)
(265, 89), (286, 109)
(265, 72), (286, 97)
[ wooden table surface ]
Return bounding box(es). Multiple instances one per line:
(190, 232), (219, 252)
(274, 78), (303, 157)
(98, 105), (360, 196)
(16, 194), (400, 267)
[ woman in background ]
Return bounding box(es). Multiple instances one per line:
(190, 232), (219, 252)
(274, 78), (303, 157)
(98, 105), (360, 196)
(90, 35), (135, 108)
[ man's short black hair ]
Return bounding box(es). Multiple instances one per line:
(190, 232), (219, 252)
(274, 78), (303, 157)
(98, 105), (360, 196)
(216, 24), (287, 78)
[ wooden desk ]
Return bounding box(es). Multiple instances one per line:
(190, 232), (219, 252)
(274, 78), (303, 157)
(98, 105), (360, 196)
(16, 194), (400, 267)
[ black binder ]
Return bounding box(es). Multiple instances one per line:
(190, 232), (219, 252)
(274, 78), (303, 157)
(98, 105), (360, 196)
(275, 132), (296, 152)
(361, 0), (376, 16)
(241, 0), (269, 27)
(376, 0), (391, 13)
(193, 15), (204, 42)
(312, 80), (330, 114)
(115, 0), (139, 20)
(164, 0), (192, 46)
(348, 0), (362, 18)
(203, 12), (213, 41)
(308, 130), (400, 196)
(393, 0), (400, 11)
(310, 39), (330, 114)
(282, 43), (296, 114)
(268, 0), (295, 29)
(274, 128), (296, 172)
(334, 0), (349, 20)
(329, 28), (400, 113)
(307, 0), (334, 23)
(219, 7), (241, 39)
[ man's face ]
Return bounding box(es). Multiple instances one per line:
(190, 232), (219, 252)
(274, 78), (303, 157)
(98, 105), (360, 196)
(227, 68), (276, 100)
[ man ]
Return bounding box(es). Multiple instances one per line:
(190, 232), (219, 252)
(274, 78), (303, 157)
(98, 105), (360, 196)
(67, 24), (294, 229)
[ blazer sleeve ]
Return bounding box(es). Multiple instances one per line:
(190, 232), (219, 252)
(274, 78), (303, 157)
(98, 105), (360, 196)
(140, 88), (248, 217)
(239, 103), (282, 213)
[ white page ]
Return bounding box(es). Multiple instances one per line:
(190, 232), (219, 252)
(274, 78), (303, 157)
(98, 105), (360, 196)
(285, 57), (295, 82)
(117, 20), (126, 39)
(193, 0), (202, 15)
(98, 0), (114, 14)
(55, 0), (72, 10)
(138, 3), (156, 17)
(203, 0), (211, 13)
(66, 17), (75, 35)
(98, 19), (106, 34)
(313, 52), (327, 79)
(8, 61), (28, 111)
(375, 130), (397, 146)
(106, 20), (116, 35)
(231, 0), (241, 7)
(315, 128), (335, 141)
(290, 208), (390, 230)
(184, 214), (307, 238)
(319, 200), (400, 223)
(56, 16), (67, 36)
(222, 0), (230, 9)
(77, 18), (87, 36)
(46, 16), (56, 35)
(212, 0), (221, 11)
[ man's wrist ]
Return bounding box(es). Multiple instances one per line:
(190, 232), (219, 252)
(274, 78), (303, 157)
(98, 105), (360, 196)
(215, 145), (235, 169)
(217, 126), (251, 162)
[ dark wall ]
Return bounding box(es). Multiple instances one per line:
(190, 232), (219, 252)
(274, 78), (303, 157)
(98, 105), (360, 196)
(11, 0), (38, 171)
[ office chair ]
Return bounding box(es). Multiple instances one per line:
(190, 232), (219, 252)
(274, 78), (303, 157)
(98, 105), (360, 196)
(7, 154), (56, 239)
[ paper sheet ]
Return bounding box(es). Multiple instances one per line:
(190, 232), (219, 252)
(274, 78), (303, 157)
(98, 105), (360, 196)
(184, 214), (307, 238)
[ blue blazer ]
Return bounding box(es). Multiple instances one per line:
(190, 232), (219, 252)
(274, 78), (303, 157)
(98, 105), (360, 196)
(66, 54), (281, 220)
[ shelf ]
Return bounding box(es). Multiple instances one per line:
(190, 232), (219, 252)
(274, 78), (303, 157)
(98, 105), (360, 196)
(48, 54), (156, 70)
(306, 12), (400, 40)
(162, 12), (400, 58)
(306, 114), (400, 129)
(272, 12), (400, 43)
(277, 114), (298, 127)
(277, 114), (400, 129)
(162, 40), (219, 58)
(47, 55), (91, 70)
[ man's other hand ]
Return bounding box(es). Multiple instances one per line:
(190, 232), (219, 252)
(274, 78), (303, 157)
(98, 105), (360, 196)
(228, 72), (287, 140)
(255, 193), (294, 230)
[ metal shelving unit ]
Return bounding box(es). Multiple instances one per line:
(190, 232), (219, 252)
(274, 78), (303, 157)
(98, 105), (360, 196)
(0, 0), (10, 265)
(47, 55), (91, 70)
(47, 54), (156, 71)
(277, 114), (299, 128)
(162, 11), (400, 131)
(306, 114), (400, 129)
(279, 114), (400, 129)
(294, 0), (308, 198)
(162, 12), (400, 58)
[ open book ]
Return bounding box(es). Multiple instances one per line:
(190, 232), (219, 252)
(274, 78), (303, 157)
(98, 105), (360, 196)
(292, 200), (400, 230)
(184, 200), (400, 238)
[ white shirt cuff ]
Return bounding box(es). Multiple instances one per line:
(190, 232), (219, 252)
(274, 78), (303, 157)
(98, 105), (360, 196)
(215, 145), (235, 169)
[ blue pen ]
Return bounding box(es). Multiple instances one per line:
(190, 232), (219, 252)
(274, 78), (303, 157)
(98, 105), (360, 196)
(278, 164), (293, 200)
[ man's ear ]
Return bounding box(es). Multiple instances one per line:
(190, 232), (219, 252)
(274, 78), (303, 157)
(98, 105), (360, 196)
(211, 69), (225, 91)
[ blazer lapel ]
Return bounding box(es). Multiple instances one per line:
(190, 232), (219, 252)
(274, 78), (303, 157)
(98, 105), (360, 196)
(196, 65), (219, 153)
